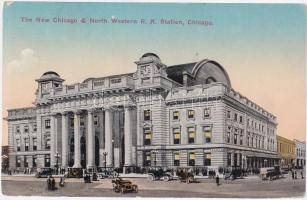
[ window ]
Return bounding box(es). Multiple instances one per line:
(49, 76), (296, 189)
(204, 108), (211, 118)
(187, 110), (195, 119)
(227, 126), (231, 143)
(173, 128), (181, 144)
(204, 153), (211, 166)
(16, 156), (21, 167)
(144, 127), (152, 145)
(24, 125), (29, 133)
(239, 116), (243, 123)
(24, 156), (29, 168)
(234, 113), (238, 121)
(33, 124), (37, 132)
(45, 119), (51, 129)
(33, 156), (37, 167)
(25, 138), (29, 151)
(204, 125), (212, 143)
(227, 153), (231, 166)
(16, 139), (20, 151)
(247, 119), (250, 126)
(247, 136), (250, 147)
(189, 152), (195, 166)
(45, 155), (50, 167)
(173, 111), (180, 120)
(94, 116), (99, 126)
(144, 110), (151, 121)
(70, 118), (74, 127)
(80, 117), (85, 127)
(45, 135), (51, 150)
(174, 152), (180, 166)
(251, 137), (254, 148)
(144, 151), (151, 166)
(227, 111), (231, 119)
(70, 138), (74, 153)
(262, 138), (264, 149)
(234, 134), (237, 144)
(33, 138), (37, 151)
(240, 135), (243, 145)
(188, 127), (196, 144)
(16, 126), (20, 134)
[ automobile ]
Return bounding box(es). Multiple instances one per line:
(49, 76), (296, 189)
(224, 166), (243, 180)
(147, 167), (174, 181)
(112, 177), (138, 194)
(66, 167), (83, 178)
(177, 170), (194, 184)
(35, 167), (53, 178)
(260, 166), (282, 181)
(99, 170), (119, 179)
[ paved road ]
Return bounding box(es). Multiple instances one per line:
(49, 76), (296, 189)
(1, 174), (305, 198)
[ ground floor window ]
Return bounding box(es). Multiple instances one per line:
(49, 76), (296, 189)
(24, 156), (29, 168)
(33, 156), (37, 167)
(144, 151), (151, 166)
(227, 153), (231, 166)
(45, 155), (50, 167)
(189, 152), (195, 166)
(16, 156), (21, 167)
(204, 153), (211, 166)
(174, 152), (180, 166)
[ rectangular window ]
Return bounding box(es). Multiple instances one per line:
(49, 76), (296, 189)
(144, 127), (152, 145)
(70, 118), (74, 127)
(227, 111), (231, 119)
(188, 127), (196, 144)
(25, 138), (29, 151)
(80, 117), (85, 127)
(204, 125), (212, 143)
(33, 138), (37, 151)
(234, 134), (237, 144)
(227, 126), (231, 143)
(45, 155), (50, 167)
(144, 151), (151, 166)
(33, 156), (37, 167)
(239, 116), (243, 123)
(189, 152), (195, 166)
(247, 119), (250, 126)
(204, 153), (211, 166)
(24, 125), (29, 133)
(16, 139), (20, 151)
(173, 128), (181, 144)
(144, 110), (151, 121)
(16, 126), (20, 134)
(16, 156), (21, 167)
(94, 115), (99, 126)
(174, 152), (180, 166)
(45, 119), (51, 129)
(45, 135), (51, 150)
(240, 135), (243, 145)
(173, 111), (180, 120)
(187, 110), (195, 119)
(247, 136), (250, 147)
(204, 108), (211, 118)
(33, 124), (37, 132)
(227, 153), (231, 166)
(234, 113), (238, 121)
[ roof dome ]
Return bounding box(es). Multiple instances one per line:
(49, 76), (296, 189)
(42, 71), (59, 77)
(37, 71), (63, 82)
(140, 53), (161, 62)
(141, 53), (160, 59)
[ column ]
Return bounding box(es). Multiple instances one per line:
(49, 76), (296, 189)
(105, 108), (113, 167)
(50, 114), (56, 168)
(73, 111), (81, 168)
(87, 109), (95, 169)
(124, 107), (133, 167)
(231, 152), (234, 166)
(99, 111), (105, 167)
(61, 112), (68, 168)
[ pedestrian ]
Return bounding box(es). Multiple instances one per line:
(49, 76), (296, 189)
(301, 170), (304, 179)
(294, 170), (297, 179)
(51, 177), (56, 190)
(59, 177), (65, 187)
(47, 175), (51, 191)
(215, 175), (220, 186)
(291, 170), (294, 179)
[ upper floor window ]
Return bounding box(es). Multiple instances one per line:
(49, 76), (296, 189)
(45, 119), (51, 129)
(234, 113), (238, 121)
(188, 152), (195, 166)
(240, 135), (243, 145)
(25, 138), (29, 151)
(173, 111), (180, 120)
(188, 127), (196, 144)
(94, 115), (99, 126)
(247, 136), (250, 147)
(144, 110), (151, 121)
(234, 134), (238, 144)
(204, 125), (212, 143)
(247, 119), (250, 126)
(227, 111), (231, 119)
(16, 126), (20, 134)
(24, 125), (29, 133)
(173, 127), (181, 144)
(45, 135), (51, 150)
(144, 127), (152, 145)
(16, 139), (21, 151)
(187, 110), (195, 119)
(204, 108), (211, 118)
(239, 116), (243, 123)
(227, 126), (231, 143)
(33, 124), (37, 132)
(80, 117), (85, 127)
(174, 152), (180, 166)
(33, 138), (37, 151)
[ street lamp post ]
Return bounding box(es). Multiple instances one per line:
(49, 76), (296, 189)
(55, 152), (61, 175)
(103, 152), (108, 173)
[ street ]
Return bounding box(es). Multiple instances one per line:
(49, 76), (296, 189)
(1, 174), (305, 198)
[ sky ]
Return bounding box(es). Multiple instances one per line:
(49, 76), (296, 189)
(1, 2), (306, 145)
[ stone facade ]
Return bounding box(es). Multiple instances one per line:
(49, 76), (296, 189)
(6, 53), (279, 172)
(294, 139), (306, 167)
(277, 135), (296, 168)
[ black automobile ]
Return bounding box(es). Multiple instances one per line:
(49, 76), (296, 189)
(35, 167), (53, 178)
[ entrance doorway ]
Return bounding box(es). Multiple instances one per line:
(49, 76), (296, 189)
(80, 136), (86, 168)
